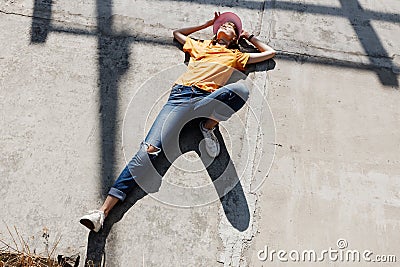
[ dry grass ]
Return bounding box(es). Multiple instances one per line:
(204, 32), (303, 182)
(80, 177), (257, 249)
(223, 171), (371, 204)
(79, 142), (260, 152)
(0, 225), (62, 267)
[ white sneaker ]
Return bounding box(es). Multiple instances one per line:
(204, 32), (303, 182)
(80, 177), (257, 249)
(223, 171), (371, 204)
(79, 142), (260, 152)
(79, 210), (105, 232)
(199, 121), (220, 157)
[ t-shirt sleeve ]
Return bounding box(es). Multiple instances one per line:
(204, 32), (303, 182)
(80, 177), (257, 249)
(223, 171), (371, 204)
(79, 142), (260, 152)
(183, 37), (202, 57)
(235, 51), (250, 71)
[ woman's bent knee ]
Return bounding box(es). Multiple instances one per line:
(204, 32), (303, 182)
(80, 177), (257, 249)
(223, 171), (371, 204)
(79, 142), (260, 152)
(234, 84), (249, 101)
(225, 83), (249, 101)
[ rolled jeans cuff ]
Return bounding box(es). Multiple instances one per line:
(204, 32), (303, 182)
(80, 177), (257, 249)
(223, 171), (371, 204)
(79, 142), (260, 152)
(108, 187), (127, 201)
(210, 110), (230, 122)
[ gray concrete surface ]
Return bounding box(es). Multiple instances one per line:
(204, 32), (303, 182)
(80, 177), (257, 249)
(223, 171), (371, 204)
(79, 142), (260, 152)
(1, 0), (399, 266)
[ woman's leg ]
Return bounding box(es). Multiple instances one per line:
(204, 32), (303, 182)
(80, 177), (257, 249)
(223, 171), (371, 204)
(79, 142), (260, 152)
(195, 82), (249, 157)
(80, 85), (193, 231)
(108, 102), (192, 202)
(203, 116), (219, 130)
(100, 195), (119, 217)
(197, 81), (250, 123)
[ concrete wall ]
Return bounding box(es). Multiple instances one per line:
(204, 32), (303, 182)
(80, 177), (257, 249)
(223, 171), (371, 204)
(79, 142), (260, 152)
(1, 0), (399, 266)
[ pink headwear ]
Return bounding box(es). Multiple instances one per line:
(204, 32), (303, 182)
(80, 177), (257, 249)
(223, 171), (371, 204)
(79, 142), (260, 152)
(213, 12), (242, 36)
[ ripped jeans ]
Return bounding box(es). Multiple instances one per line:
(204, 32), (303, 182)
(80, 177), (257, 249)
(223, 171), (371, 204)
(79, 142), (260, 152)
(108, 82), (249, 201)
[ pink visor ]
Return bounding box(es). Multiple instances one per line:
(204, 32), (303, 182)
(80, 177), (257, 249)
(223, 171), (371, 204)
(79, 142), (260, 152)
(213, 12), (242, 36)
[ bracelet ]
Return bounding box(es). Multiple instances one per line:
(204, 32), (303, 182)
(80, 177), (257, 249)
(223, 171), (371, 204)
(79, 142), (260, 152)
(248, 34), (254, 41)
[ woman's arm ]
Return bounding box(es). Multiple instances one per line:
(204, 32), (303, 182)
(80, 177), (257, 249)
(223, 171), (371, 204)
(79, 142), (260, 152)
(242, 31), (276, 64)
(173, 12), (220, 45)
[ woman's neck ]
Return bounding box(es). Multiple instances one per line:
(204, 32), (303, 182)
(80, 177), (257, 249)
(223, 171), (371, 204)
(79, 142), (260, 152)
(216, 38), (230, 46)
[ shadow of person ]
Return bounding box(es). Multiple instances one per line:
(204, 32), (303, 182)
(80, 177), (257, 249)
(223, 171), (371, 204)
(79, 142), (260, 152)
(85, 36), (275, 266)
(85, 117), (250, 266)
(179, 118), (250, 232)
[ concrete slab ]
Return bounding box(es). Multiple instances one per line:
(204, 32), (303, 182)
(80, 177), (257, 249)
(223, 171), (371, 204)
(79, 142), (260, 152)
(1, 0), (399, 266)
(245, 58), (400, 267)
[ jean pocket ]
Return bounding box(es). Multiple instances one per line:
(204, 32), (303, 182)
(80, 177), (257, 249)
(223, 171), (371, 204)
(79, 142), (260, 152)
(171, 85), (182, 94)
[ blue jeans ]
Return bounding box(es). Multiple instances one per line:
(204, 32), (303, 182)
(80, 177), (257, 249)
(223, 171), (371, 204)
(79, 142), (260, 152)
(109, 82), (249, 201)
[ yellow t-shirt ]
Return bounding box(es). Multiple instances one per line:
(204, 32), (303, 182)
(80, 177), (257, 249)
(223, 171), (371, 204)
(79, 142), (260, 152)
(175, 37), (250, 92)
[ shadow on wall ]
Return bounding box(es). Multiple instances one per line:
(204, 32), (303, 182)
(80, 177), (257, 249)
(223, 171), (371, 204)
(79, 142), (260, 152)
(85, 118), (251, 266)
(26, 0), (398, 265)
(30, 0), (52, 43)
(84, 35), (274, 264)
(268, 0), (399, 87)
(170, 0), (400, 86)
(84, 22), (273, 265)
(29, 1), (265, 266)
(29, 0), (399, 86)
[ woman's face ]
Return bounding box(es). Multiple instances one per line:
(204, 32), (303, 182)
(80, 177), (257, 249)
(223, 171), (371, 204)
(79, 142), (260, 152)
(217, 22), (237, 42)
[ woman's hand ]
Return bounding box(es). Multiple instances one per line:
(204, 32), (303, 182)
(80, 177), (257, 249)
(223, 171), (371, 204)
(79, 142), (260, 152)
(240, 30), (251, 40)
(245, 32), (276, 64)
(205, 12), (220, 27)
(173, 12), (220, 45)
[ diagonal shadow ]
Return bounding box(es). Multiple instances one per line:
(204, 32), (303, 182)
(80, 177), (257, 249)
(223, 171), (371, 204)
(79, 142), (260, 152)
(164, 0), (400, 87)
(270, 0), (400, 23)
(180, 119), (251, 232)
(156, 0), (265, 10)
(26, 0), (399, 264)
(338, 0), (398, 87)
(29, 0), (399, 87)
(269, 0), (398, 87)
(85, 118), (250, 266)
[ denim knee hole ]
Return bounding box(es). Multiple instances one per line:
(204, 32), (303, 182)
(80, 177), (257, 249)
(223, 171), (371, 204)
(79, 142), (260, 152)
(144, 142), (161, 156)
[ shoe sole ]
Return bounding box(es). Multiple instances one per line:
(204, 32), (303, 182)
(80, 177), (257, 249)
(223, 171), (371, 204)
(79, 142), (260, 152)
(80, 218), (95, 231)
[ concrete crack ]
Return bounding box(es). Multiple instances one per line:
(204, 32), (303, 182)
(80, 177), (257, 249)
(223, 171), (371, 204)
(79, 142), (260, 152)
(0, 9), (36, 19)
(255, 0), (266, 36)
(0, 8), (72, 25)
(276, 49), (398, 70)
(216, 12), (274, 263)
